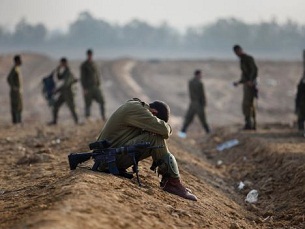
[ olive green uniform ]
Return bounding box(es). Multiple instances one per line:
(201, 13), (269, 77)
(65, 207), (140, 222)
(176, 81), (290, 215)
(97, 99), (179, 178)
(52, 67), (78, 124)
(7, 66), (23, 124)
(238, 53), (258, 129)
(295, 76), (305, 130)
(80, 60), (105, 119)
(181, 76), (210, 133)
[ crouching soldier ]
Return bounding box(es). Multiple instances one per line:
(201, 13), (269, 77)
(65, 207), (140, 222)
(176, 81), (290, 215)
(96, 98), (197, 201)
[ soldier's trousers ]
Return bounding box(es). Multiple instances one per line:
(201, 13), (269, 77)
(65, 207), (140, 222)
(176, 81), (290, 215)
(297, 104), (305, 130)
(181, 103), (210, 133)
(10, 90), (22, 124)
(242, 86), (256, 128)
(53, 94), (78, 124)
(84, 87), (105, 119)
(114, 132), (179, 178)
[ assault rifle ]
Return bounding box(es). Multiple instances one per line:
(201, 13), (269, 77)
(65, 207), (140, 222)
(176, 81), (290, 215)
(68, 140), (163, 186)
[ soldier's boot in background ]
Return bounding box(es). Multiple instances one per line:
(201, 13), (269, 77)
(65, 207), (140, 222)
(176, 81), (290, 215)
(158, 153), (197, 201)
(297, 118), (305, 130)
(16, 112), (22, 123)
(72, 112), (79, 124)
(243, 116), (252, 130)
(100, 104), (106, 121)
(203, 124), (210, 134)
(85, 107), (91, 118)
(252, 118), (257, 130)
(11, 111), (18, 124)
(48, 108), (58, 125)
(178, 126), (187, 138)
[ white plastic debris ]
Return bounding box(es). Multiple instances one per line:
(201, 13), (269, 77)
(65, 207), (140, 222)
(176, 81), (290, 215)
(238, 181), (245, 190)
(216, 160), (223, 166)
(51, 138), (61, 145)
(216, 139), (239, 151)
(245, 189), (258, 203)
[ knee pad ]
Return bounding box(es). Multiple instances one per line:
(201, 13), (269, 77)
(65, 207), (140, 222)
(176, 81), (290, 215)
(157, 153), (179, 178)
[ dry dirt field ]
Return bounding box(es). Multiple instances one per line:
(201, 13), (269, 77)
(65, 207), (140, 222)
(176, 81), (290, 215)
(0, 53), (305, 229)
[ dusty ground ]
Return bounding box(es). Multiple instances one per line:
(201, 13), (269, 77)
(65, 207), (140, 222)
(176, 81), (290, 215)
(0, 54), (305, 229)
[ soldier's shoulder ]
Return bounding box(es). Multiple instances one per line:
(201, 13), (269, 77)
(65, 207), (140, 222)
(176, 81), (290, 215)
(8, 66), (17, 75)
(81, 60), (88, 67)
(244, 54), (255, 61)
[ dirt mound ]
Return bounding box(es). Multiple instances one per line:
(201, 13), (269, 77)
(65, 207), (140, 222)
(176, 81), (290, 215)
(1, 54), (305, 228)
(2, 122), (305, 228)
(198, 124), (305, 228)
(0, 122), (257, 229)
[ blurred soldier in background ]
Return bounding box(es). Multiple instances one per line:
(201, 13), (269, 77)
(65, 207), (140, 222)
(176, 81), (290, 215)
(233, 45), (258, 130)
(48, 57), (78, 125)
(97, 98), (197, 201)
(80, 49), (105, 121)
(7, 55), (23, 124)
(178, 70), (210, 138)
(295, 72), (305, 135)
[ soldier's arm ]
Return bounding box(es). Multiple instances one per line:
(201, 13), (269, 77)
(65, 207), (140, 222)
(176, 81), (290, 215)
(94, 63), (101, 86)
(296, 82), (302, 112)
(234, 60), (246, 86)
(80, 64), (87, 89)
(56, 70), (74, 92)
(125, 103), (172, 139)
(246, 57), (257, 82)
(201, 83), (206, 106)
(7, 68), (19, 90)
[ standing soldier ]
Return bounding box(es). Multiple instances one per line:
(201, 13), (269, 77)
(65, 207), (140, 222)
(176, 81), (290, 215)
(178, 70), (210, 138)
(48, 57), (79, 125)
(233, 45), (258, 130)
(7, 55), (23, 124)
(80, 49), (105, 121)
(295, 72), (305, 135)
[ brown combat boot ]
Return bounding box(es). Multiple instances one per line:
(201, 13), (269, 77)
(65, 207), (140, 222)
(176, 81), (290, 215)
(161, 177), (197, 201)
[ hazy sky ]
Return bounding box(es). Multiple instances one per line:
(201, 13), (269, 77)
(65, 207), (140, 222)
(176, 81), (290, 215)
(0, 0), (304, 31)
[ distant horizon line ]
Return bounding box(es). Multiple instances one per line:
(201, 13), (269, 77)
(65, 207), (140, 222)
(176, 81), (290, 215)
(1, 12), (304, 33)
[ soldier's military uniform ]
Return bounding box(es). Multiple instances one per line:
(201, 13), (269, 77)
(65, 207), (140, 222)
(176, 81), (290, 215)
(295, 75), (305, 131)
(80, 60), (105, 120)
(98, 99), (176, 176)
(52, 67), (78, 124)
(237, 53), (258, 130)
(181, 76), (210, 134)
(97, 99), (197, 201)
(7, 66), (23, 124)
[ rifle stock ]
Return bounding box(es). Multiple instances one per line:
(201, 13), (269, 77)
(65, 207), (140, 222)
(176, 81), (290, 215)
(68, 141), (164, 186)
(68, 152), (92, 170)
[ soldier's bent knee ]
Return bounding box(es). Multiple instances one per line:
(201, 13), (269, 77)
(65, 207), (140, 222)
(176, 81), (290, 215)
(157, 153), (179, 178)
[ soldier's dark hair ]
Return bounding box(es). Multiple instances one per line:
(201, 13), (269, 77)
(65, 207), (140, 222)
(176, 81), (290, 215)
(149, 100), (170, 122)
(194, 69), (201, 76)
(233, 44), (242, 52)
(87, 49), (93, 55)
(60, 57), (68, 64)
(14, 55), (21, 63)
